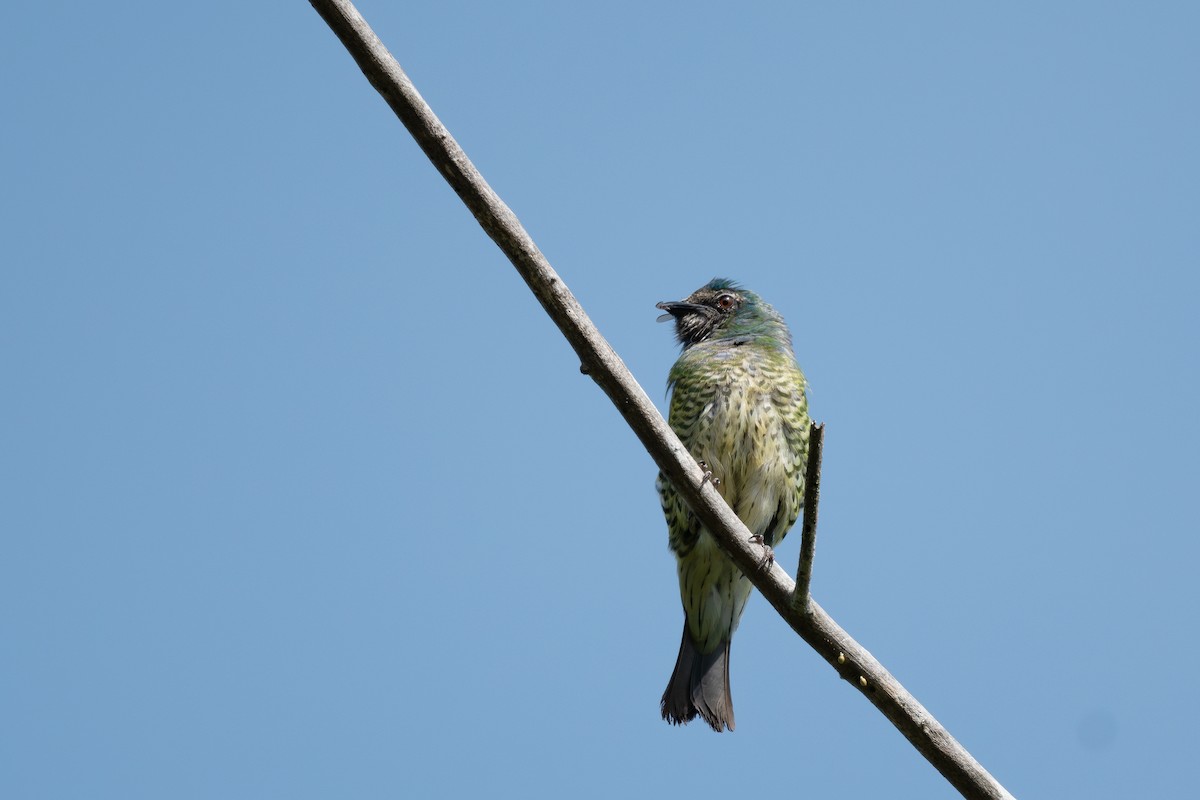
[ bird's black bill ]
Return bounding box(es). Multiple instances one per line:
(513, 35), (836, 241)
(656, 301), (708, 322)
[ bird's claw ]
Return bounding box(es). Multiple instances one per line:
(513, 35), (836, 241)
(698, 461), (721, 487)
(748, 534), (774, 570)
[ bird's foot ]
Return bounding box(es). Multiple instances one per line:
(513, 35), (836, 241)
(698, 461), (721, 488)
(749, 534), (774, 570)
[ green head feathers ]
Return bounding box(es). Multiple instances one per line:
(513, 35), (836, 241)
(656, 278), (792, 350)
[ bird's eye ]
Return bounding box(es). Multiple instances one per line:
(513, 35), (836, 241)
(716, 293), (737, 311)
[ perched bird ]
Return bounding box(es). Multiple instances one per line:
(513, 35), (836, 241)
(655, 278), (810, 732)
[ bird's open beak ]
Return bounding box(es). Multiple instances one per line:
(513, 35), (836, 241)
(656, 301), (707, 323)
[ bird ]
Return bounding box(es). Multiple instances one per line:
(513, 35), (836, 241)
(655, 278), (810, 732)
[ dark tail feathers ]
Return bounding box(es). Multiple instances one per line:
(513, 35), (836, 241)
(660, 626), (734, 732)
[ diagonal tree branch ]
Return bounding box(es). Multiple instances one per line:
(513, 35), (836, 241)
(307, 3), (1016, 798)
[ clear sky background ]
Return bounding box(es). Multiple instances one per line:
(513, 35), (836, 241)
(3, 2), (1197, 798)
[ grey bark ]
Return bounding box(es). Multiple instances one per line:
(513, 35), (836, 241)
(307, 2), (1017, 798)
(792, 422), (824, 613)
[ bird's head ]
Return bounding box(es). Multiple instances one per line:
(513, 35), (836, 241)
(656, 278), (788, 348)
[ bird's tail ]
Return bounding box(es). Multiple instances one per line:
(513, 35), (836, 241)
(660, 626), (734, 732)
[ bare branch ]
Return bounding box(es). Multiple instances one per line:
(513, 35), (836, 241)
(307, 3), (1016, 798)
(791, 422), (825, 613)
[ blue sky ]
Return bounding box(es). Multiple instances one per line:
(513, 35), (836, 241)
(3, 2), (1197, 797)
